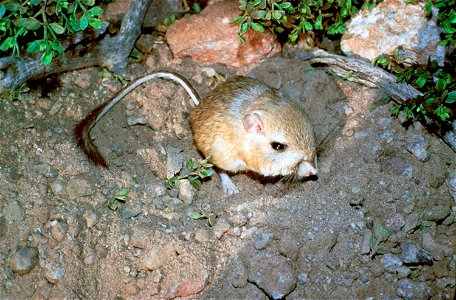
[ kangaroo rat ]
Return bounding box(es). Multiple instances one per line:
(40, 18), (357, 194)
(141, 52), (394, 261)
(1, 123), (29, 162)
(73, 71), (317, 194)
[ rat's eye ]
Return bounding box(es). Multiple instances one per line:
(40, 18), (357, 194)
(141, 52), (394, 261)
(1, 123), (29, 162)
(271, 142), (287, 151)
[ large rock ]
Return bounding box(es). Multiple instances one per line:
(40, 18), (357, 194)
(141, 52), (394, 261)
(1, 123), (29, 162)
(341, 0), (445, 65)
(166, 0), (281, 67)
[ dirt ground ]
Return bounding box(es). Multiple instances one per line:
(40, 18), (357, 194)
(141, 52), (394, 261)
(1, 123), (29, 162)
(0, 45), (455, 299)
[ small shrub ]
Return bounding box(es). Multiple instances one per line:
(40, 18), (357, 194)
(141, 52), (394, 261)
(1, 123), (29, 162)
(165, 157), (213, 190)
(0, 0), (105, 65)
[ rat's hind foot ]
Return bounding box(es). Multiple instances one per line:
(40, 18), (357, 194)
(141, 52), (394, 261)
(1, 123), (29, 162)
(219, 172), (239, 195)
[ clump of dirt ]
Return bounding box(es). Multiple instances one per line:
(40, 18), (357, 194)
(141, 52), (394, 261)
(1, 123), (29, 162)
(0, 48), (454, 299)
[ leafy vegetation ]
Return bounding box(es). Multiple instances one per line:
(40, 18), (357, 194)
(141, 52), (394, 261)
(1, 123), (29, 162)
(373, 49), (455, 127)
(0, 0), (105, 65)
(233, 0), (375, 44)
(165, 157), (213, 190)
(107, 187), (128, 211)
(369, 222), (392, 258)
(189, 208), (217, 226)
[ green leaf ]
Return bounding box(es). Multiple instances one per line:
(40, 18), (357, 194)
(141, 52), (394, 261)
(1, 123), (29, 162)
(83, 0), (95, 6)
(445, 91), (456, 103)
(41, 50), (53, 65)
(376, 246), (388, 254)
(250, 22), (264, 32)
(50, 40), (63, 53)
(80, 15), (89, 30)
(280, 2), (292, 9)
(30, 0), (40, 6)
(373, 223), (384, 238)
(436, 78), (447, 91)
(0, 36), (15, 51)
(69, 17), (80, 31)
(89, 18), (102, 29)
(241, 22), (249, 32)
(27, 39), (43, 53)
(192, 3), (201, 13)
(89, 6), (104, 17)
(50, 23), (65, 34)
(0, 6), (6, 19)
(26, 18), (41, 30)
(416, 76), (427, 88)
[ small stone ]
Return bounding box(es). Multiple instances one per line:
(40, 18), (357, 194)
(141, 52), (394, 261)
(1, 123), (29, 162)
(360, 229), (372, 255)
(381, 156), (413, 178)
(254, 231), (273, 250)
(119, 204), (142, 219)
(405, 135), (429, 162)
(131, 226), (152, 249)
(379, 130), (394, 143)
(381, 253), (403, 273)
(112, 144), (124, 156)
(212, 218), (230, 240)
(278, 233), (300, 260)
(9, 246), (39, 275)
(142, 243), (175, 271)
(166, 144), (184, 180)
(195, 228), (211, 243)
(45, 265), (65, 284)
(144, 180), (167, 198)
(231, 260), (248, 288)
(403, 213), (419, 233)
(83, 211), (99, 228)
(359, 274), (369, 283)
(354, 130), (369, 139)
(422, 232), (445, 261)
(445, 171), (456, 201)
(178, 179), (195, 205)
(397, 278), (432, 299)
(50, 221), (68, 242)
(127, 116), (148, 126)
(423, 205), (451, 222)
(297, 273), (308, 284)
(385, 213), (405, 232)
(401, 241), (433, 265)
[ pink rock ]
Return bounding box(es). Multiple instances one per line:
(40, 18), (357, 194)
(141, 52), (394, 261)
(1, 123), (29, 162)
(165, 280), (206, 298)
(341, 0), (445, 65)
(166, 0), (281, 67)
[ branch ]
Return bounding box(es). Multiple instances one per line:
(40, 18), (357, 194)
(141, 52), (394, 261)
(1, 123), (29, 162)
(296, 49), (423, 101)
(0, 0), (152, 94)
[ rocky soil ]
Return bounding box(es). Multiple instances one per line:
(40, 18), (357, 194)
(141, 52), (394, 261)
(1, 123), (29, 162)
(0, 45), (455, 299)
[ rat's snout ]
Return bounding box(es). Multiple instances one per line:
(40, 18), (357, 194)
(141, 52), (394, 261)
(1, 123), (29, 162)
(297, 159), (318, 177)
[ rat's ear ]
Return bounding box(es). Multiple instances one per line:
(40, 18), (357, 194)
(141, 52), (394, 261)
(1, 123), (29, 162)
(243, 112), (264, 134)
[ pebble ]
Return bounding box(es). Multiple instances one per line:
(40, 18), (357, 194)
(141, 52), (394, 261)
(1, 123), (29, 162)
(245, 250), (296, 299)
(360, 229), (372, 255)
(423, 205), (451, 222)
(112, 144), (124, 156)
(396, 278), (432, 299)
(141, 243), (174, 271)
(127, 116), (148, 126)
(380, 253), (403, 273)
(445, 171), (456, 201)
(377, 117), (392, 129)
(83, 211), (99, 228)
(230, 260), (248, 288)
(354, 130), (369, 139)
(278, 233), (300, 260)
(9, 246), (39, 275)
(254, 231), (273, 250)
(385, 213), (405, 232)
(405, 134), (429, 162)
(44, 265), (65, 284)
(195, 228), (211, 243)
(212, 218), (230, 240)
(422, 232), (445, 261)
(297, 273), (308, 284)
(165, 144), (184, 179)
(144, 181), (167, 198)
(359, 274), (369, 283)
(178, 179), (195, 205)
(50, 221), (68, 242)
(119, 204), (142, 219)
(381, 156), (413, 178)
(129, 229), (147, 250)
(379, 130), (394, 143)
(403, 213), (419, 233)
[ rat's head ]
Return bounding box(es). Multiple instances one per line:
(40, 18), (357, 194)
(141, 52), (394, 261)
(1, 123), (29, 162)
(241, 100), (317, 180)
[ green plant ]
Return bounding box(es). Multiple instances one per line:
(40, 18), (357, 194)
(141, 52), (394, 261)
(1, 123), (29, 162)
(369, 222), (392, 258)
(107, 187), (128, 211)
(5, 83), (29, 101)
(165, 157), (213, 190)
(189, 209), (217, 226)
(417, 212), (432, 230)
(0, 0), (104, 65)
(233, 0), (375, 44)
(373, 48), (455, 127)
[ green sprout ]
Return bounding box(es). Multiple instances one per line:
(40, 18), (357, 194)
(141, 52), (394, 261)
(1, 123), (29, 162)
(165, 157), (213, 190)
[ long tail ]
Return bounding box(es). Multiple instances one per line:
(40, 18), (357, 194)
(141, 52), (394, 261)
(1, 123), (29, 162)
(73, 71), (201, 168)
